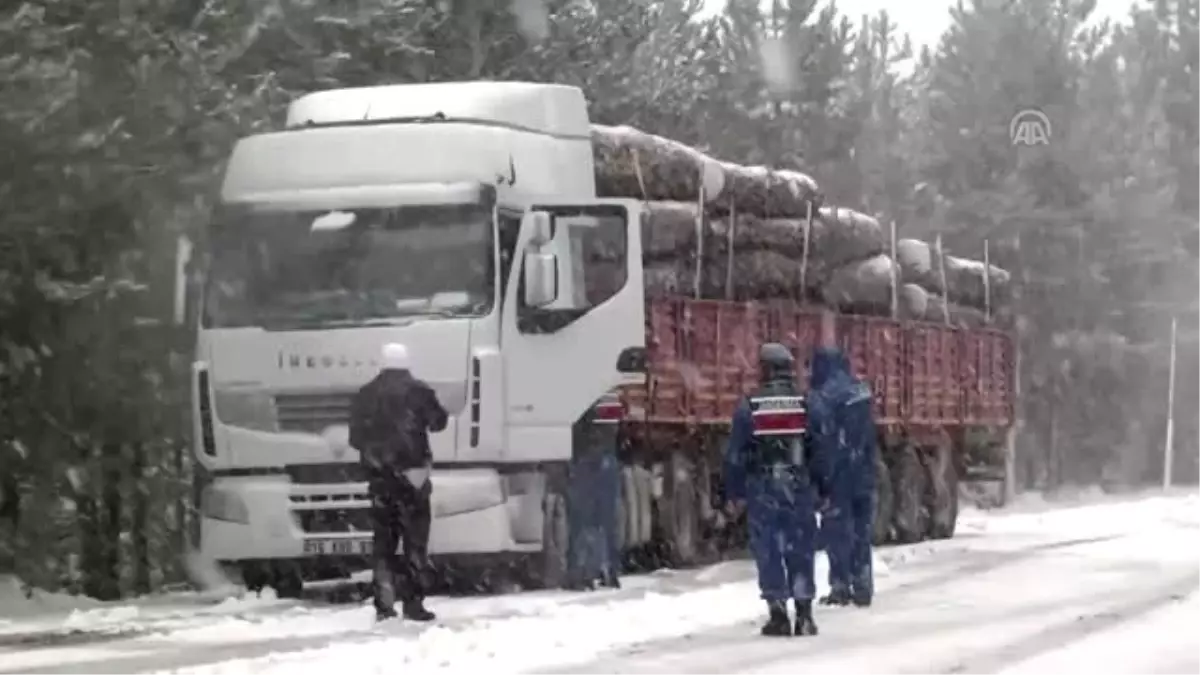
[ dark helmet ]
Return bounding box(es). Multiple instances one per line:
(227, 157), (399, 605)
(758, 342), (796, 384)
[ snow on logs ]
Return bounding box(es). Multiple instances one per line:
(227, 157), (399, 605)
(591, 125), (821, 217)
(589, 123), (1009, 326)
(895, 238), (1011, 314)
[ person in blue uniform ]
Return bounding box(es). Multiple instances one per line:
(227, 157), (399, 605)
(809, 345), (877, 607)
(724, 343), (830, 636)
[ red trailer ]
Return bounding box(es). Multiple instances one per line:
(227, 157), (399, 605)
(614, 297), (1015, 566)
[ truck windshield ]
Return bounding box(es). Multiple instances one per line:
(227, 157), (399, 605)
(202, 203), (493, 329)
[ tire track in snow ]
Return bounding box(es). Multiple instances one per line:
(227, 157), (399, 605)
(542, 533), (1127, 674)
(936, 572), (1200, 674)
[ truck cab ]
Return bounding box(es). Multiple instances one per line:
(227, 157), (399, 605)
(186, 82), (645, 592)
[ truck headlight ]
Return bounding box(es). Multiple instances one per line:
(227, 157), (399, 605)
(213, 388), (278, 432)
(201, 486), (250, 524)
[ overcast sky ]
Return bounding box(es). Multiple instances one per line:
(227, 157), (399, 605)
(699, 0), (1143, 50)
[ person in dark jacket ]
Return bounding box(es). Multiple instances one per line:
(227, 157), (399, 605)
(348, 342), (448, 622)
(809, 343), (877, 608)
(724, 343), (830, 637)
(565, 393), (623, 590)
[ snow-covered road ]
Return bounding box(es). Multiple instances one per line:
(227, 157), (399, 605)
(2, 489), (1197, 675)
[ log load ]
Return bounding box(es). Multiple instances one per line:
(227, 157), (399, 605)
(895, 238), (1011, 310)
(820, 255), (900, 309)
(644, 250), (812, 301)
(590, 125), (821, 218)
(900, 283), (991, 327)
(641, 202), (885, 281)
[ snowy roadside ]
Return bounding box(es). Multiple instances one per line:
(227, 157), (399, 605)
(2, 486), (1193, 664)
(997, 590), (1200, 674)
(149, 488), (1199, 675)
(151, 549), (910, 675)
(0, 580), (302, 646)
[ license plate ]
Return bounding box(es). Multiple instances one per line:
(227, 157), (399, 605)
(302, 538), (372, 556)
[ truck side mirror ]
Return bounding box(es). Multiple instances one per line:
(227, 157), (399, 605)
(173, 235), (193, 326)
(522, 251), (558, 308)
(526, 211), (553, 247)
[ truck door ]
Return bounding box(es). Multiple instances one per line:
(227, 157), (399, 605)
(500, 200), (644, 463)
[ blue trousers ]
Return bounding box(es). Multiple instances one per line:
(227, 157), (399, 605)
(823, 491), (874, 598)
(566, 452), (621, 584)
(747, 473), (817, 603)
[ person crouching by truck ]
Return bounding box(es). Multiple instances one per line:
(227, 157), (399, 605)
(348, 342), (448, 623)
(724, 343), (831, 637)
(564, 392), (624, 591)
(809, 310), (878, 608)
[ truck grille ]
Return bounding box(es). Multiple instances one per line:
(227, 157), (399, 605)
(275, 392), (354, 433)
(285, 463), (368, 485)
(295, 508), (373, 534)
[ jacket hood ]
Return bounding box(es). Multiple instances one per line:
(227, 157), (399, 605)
(809, 346), (851, 390)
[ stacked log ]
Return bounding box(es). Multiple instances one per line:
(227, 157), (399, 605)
(591, 125), (821, 217)
(589, 123), (1010, 327)
(638, 201), (886, 303)
(895, 238), (1011, 311)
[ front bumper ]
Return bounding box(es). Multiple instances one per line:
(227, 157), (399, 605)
(199, 467), (547, 562)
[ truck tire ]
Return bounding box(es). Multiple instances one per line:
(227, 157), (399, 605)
(892, 443), (928, 544)
(872, 450), (894, 545)
(926, 440), (959, 540)
(661, 450), (700, 567)
(271, 562), (304, 599)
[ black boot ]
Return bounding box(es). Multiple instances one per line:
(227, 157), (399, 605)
(601, 570), (621, 589)
(760, 601), (792, 637)
(820, 587), (852, 606)
(794, 600), (818, 636)
(375, 607), (399, 622)
(401, 599), (436, 622)
(851, 589), (872, 607)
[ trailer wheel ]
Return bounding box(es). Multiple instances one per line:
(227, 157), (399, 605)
(872, 450), (894, 545)
(661, 450), (700, 567)
(926, 439), (959, 540)
(892, 443), (928, 544)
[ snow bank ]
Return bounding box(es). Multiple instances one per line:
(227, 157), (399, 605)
(0, 574), (101, 624)
(0, 575), (295, 640)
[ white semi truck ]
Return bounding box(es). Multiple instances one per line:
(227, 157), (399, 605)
(186, 82), (647, 595)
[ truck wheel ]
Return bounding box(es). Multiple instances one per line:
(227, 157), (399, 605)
(661, 451), (700, 567)
(926, 440), (959, 540)
(233, 561), (268, 594)
(892, 443), (928, 544)
(271, 563), (304, 599)
(872, 450), (894, 545)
